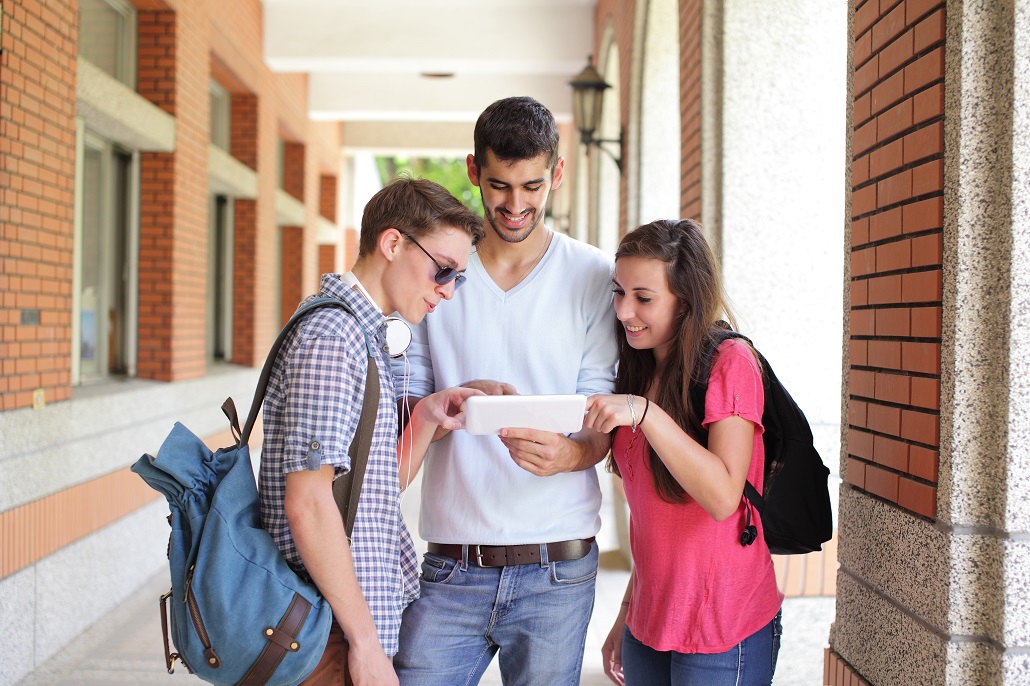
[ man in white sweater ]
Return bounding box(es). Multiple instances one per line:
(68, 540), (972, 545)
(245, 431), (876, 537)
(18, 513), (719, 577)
(393, 97), (618, 686)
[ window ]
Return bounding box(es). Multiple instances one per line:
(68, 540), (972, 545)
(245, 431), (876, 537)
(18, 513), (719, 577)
(210, 81), (231, 151)
(76, 131), (137, 382)
(207, 195), (234, 362)
(78, 0), (137, 87)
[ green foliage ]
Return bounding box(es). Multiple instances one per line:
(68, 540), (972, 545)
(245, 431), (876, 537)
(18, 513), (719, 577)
(375, 156), (484, 217)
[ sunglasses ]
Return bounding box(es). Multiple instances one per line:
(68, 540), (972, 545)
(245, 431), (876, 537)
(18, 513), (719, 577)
(400, 231), (466, 289)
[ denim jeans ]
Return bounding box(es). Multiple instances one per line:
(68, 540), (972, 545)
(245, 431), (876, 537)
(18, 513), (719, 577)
(621, 609), (782, 686)
(395, 541), (599, 686)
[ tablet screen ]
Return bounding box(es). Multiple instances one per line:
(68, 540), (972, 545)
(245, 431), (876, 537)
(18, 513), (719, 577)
(464, 395), (587, 436)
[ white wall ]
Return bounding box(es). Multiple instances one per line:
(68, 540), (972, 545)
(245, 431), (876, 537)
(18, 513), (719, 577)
(715, 0), (849, 474)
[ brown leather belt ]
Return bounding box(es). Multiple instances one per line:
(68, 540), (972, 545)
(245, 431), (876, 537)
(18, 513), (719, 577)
(427, 538), (594, 568)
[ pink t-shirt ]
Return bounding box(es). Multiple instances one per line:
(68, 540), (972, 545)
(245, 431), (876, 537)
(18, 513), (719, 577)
(613, 340), (783, 654)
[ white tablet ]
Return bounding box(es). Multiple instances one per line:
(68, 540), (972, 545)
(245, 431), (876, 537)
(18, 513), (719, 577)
(464, 394), (587, 436)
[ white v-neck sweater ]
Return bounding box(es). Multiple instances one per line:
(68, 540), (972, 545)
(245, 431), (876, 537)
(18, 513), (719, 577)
(394, 230), (618, 544)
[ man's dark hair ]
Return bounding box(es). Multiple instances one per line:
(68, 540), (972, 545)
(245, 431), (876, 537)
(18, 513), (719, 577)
(358, 177), (485, 257)
(473, 96), (560, 170)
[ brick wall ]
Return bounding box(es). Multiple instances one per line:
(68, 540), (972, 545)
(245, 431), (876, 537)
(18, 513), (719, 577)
(0, 0), (78, 411)
(680, 0), (702, 219)
(594, 0), (636, 238)
(847, 1), (944, 518)
(279, 225), (303, 327)
(320, 174), (338, 222)
(282, 141), (305, 201)
(318, 244), (336, 277)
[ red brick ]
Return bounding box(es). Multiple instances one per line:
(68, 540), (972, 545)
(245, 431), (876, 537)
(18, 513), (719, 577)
(902, 269), (942, 302)
(903, 196), (944, 233)
(913, 83), (945, 124)
(876, 307), (911, 336)
(865, 464), (900, 502)
(876, 238), (912, 272)
(874, 434), (910, 471)
(878, 98), (915, 141)
(878, 169), (913, 207)
(870, 139), (904, 178)
(912, 159), (944, 195)
(855, 30), (874, 68)
(855, 93), (873, 127)
(846, 457), (867, 489)
(853, 155), (871, 186)
(911, 306), (942, 337)
(855, 0), (881, 40)
(879, 29), (915, 78)
(855, 119), (878, 156)
(853, 183), (878, 217)
(909, 445), (940, 481)
(868, 274), (903, 305)
(850, 338), (869, 365)
(911, 376), (941, 409)
(871, 2), (908, 52)
(851, 429), (875, 460)
(905, 47), (945, 94)
(904, 122), (943, 164)
(870, 207), (903, 240)
(899, 478), (937, 518)
(855, 56), (880, 97)
(903, 341), (941, 374)
(875, 371), (911, 404)
(851, 369), (877, 398)
(912, 233), (943, 267)
(868, 338), (902, 368)
(907, 0), (945, 26)
(853, 217), (871, 245)
(914, 9), (946, 53)
(849, 399), (869, 428)
(852, 247), (877, 277)
(871, 71), (906, 116)
(901, 408), (940, 445)
(852, 308), (876, 337)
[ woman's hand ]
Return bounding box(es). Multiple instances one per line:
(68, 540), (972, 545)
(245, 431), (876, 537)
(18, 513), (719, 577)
(584, 394), (640, 434)
(602, 603), (629, 685)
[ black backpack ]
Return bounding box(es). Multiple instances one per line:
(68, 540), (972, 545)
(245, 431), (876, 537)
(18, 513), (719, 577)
(691, 325), (833, 555)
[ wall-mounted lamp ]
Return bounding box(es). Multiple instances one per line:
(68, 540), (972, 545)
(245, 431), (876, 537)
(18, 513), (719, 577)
(569, 55), (622, 172)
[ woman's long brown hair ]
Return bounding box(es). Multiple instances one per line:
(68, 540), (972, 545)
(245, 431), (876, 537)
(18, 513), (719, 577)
(608, 219), (738, 503)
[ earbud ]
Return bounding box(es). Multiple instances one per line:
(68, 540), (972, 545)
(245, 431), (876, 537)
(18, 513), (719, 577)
(739, 498), (757, 547)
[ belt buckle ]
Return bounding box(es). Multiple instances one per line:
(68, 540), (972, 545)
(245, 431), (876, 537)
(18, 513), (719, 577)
(474, 544), (503, 567)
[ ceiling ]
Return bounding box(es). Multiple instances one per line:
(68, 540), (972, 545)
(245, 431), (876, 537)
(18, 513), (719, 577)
(261, 0), (597, 154)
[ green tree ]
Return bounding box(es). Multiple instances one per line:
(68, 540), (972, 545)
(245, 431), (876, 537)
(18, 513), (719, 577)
(375, 156), (484, 217)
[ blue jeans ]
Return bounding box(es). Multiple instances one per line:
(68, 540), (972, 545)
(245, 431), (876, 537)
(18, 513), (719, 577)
(395, 541), (599, 686)
(621, 610), (782, 686)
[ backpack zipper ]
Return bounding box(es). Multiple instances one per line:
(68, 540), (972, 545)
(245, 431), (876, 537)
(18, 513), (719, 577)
(184, 565), (222, 668)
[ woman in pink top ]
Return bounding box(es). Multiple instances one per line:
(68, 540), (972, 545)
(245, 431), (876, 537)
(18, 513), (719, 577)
(584, 219), (783, 685)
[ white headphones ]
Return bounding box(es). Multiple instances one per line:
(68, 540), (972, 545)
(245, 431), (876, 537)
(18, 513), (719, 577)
(339, 272), (412, 358)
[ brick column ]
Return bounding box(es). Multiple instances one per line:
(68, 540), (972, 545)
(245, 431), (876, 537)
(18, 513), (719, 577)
(230, 93), (259, 366)
(136, 6), (209, 381)
(0, 0), (78, 410)
(680, 0), (703, 219)
(279, 225), (303, 327)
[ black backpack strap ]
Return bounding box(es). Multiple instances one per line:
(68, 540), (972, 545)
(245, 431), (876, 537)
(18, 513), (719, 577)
(332, 355), (380, 538)
(690, 323), (766, 512)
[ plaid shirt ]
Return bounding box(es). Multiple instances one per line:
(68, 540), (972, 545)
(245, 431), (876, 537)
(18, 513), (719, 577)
(258, 273), (419, 656)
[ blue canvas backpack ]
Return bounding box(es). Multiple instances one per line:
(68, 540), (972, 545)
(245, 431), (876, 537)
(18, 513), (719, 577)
(132, 296), (380, 685)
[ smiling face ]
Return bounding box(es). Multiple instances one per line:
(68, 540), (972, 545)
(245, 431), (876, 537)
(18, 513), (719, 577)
(468, 150), (563, 244)
(386, 225), (473, 323)
(612, 255), (683, 365)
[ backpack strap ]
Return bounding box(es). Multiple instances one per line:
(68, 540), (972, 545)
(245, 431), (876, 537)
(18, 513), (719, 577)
(690, 323), (767, 514)
(332, 356), (380, 538)
(234, 295), (380, 537)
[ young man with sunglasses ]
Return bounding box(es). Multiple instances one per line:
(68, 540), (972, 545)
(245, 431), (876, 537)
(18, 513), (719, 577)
(393, 97), (619, 685)
(259, 178), (485, 685)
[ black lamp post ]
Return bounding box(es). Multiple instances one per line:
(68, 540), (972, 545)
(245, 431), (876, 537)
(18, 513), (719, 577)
(569, 56), (623, 172)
